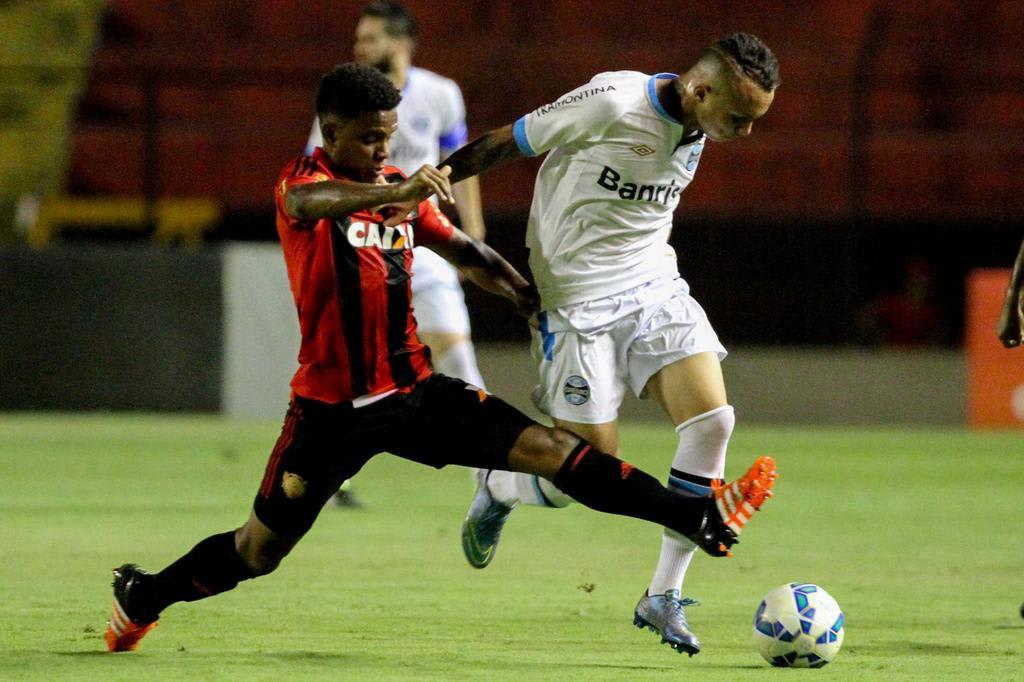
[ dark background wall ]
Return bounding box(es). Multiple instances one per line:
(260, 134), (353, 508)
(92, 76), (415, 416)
(457, 217), (1019, 346)
(71, 1), (1024, 221)
(0, 246), (221, 410)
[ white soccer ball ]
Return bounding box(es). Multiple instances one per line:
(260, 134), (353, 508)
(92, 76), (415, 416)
(753, 582), (845, 668)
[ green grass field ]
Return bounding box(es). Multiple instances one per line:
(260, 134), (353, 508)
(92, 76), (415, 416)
(1, 414), (1022, 680)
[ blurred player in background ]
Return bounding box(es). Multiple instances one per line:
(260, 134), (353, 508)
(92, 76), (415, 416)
(444, 33), (780, 656)
(306, 0), (488, 507)
(103, 63), (776, 653)
(997, 237), (1024, 348)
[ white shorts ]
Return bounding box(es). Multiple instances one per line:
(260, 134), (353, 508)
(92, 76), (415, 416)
(530, 278), (727, 424)
(411, 247), (472, 335)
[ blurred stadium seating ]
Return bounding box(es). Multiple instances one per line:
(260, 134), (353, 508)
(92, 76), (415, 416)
(59, 0), (1024, 221)
(0, 0), (105, 237)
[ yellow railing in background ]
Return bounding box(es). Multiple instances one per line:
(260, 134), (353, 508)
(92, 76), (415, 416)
(27, 196), (221, 248)
(0, 0), (106, 242)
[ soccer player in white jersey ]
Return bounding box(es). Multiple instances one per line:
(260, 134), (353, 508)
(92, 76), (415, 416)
(443, 33), (780, 656)
(306, 1), (489, 506)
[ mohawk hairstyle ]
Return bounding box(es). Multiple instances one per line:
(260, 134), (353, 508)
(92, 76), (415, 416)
(708, 32), (781, 92)
(316, 62), (402, 119)
(361, 0), (419, 41)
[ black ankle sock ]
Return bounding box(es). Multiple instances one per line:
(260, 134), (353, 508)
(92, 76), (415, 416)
(553, 442), (705, 536)
(143, 531), (257, 617)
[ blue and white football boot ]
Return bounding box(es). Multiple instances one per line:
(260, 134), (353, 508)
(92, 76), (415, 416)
(461, 469), (515, 568)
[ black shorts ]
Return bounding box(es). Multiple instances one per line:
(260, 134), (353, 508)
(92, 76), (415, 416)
(253, 373), (536, 536)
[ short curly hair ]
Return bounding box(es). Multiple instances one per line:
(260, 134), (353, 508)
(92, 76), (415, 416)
(316, 62), (402, 119)
(707, 32), (781, 92)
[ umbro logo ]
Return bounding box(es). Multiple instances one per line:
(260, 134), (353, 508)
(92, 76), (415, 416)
(630, 144), (656, 157)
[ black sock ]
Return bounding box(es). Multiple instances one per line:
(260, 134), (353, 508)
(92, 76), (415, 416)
(141, 531), (257, 619)
(553, 443), (706, 536)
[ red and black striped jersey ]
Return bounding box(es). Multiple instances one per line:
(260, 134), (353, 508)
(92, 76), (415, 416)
(274, 147), (455, 404)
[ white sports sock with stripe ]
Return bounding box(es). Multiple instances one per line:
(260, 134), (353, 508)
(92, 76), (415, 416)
(486, 469), (573, 508)
(648, 405), (734, 596)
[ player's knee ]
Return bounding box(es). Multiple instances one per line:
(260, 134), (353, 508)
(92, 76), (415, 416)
(237, 543), (287, 576)
(509, 424), (581, 478)
(691, 405), (734, 443)
(234, 526), (294, 576)
(547, 426), (585, 454)
(675, 405), (735, 476)
(530, 424), (581, 457)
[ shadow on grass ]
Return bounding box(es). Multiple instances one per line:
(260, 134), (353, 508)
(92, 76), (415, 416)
(551, 662), (674, 672)
(549, 661), (766, 672)
(54, 651), (111, 657)
(51, 650), (353, 663)
(861, 641), (1002, 656)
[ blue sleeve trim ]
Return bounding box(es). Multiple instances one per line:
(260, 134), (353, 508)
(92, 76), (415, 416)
(439, 122), (468, 152)
(512, 116), (537, 157)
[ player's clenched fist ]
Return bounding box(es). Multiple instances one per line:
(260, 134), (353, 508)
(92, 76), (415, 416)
(382, 165), (453, 226)
(399, 164), (454, 204)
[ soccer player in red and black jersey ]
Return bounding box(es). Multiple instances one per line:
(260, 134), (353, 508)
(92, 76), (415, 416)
(103, 63), (776, 653)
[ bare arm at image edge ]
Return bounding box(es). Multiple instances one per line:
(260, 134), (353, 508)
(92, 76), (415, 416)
(997, 237), (1024, 348)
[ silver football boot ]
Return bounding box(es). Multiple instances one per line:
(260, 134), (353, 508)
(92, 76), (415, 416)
(633, 589), (702, 656)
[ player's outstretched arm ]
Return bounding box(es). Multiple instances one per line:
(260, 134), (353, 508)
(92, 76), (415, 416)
(442, 125), (524, 184)
(997, 237), (1024, 348)
(429, 229), (539, 317)
(285, 166), (453, 220)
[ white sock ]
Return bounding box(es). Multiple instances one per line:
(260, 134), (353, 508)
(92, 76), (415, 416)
(433, 339), (486, 389)
(649, 531), (697, 596)
(487, 469), (573, 508)
(648, 405), (734, 596)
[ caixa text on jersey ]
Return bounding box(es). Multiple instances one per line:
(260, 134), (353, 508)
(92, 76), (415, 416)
(338, 220), (415, 251)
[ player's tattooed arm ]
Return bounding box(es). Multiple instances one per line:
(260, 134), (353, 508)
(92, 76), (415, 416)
(997, 237), (1024, 348)
(285, 166), (453, 220)
(442, 125), (524, 184)
(429, 229), (539, 317)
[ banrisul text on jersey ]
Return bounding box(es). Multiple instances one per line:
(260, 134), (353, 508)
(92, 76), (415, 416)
(596, 167), (683, 205)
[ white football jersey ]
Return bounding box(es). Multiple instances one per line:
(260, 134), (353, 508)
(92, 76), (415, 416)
(306, 65), (467, 172)
(513, 71), (706, 308)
